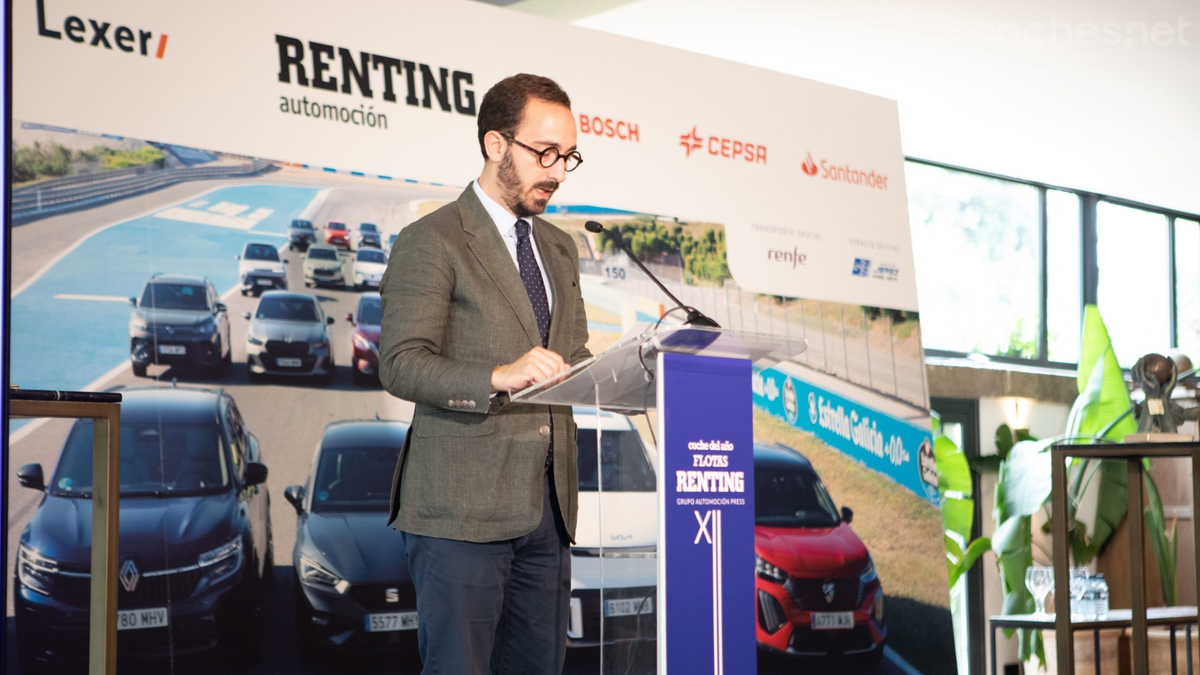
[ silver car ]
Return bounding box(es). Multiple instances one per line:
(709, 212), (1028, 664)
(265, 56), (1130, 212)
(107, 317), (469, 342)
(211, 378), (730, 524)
(303, 245), (345, 288)
(244, 292), (336, 383)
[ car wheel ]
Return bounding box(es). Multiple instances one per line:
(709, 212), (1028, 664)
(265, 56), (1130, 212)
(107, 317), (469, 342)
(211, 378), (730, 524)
(132, 362), (148, 378)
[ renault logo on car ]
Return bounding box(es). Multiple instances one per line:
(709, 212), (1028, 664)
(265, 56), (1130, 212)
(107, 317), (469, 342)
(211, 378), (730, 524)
(119, 559), (140, 593)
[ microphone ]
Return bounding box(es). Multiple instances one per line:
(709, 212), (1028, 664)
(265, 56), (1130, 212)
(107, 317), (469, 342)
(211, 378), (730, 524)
(585, 221), (720, 328)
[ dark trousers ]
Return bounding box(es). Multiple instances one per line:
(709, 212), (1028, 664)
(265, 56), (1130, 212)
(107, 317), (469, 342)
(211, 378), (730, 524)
(401, 472), (571, 675)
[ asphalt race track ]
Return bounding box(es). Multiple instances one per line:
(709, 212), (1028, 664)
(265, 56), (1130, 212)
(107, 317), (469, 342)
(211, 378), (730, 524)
(4, 172), (906, 675)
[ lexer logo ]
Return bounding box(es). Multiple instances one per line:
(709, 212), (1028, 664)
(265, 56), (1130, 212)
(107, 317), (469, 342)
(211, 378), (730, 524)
(36, 0), (168, 59)
(679, 127), (767, 164)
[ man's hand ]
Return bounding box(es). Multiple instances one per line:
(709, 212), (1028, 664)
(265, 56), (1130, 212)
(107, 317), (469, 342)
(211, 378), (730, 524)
(491, 347), (569, 393)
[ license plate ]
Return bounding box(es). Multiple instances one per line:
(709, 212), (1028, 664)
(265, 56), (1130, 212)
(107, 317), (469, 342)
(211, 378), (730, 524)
(277, 357), (302, 367)
(604, 597), (654, 618)
(811, 612), (854, 630)
(158, 345), (186, 355)
(365, 612), (418, 632)
(255, 278), (272, 285)
(117, 607), (169, 631)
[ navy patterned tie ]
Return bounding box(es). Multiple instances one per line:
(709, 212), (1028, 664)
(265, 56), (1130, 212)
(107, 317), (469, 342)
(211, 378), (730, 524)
(514, 220), (551, 348)
(515, 219), (555, 469)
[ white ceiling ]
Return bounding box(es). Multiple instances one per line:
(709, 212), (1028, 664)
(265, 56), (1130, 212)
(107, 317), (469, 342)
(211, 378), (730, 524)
(508, 0), (1199, 215)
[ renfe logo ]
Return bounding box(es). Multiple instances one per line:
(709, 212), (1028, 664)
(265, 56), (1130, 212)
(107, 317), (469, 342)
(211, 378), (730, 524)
(36, 0), (168, 59)
(679, 127), (766, 164)
(802, 150), (889, 190)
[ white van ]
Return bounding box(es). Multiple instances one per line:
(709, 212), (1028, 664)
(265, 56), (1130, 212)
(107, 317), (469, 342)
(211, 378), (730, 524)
(569, 407), (658, 648)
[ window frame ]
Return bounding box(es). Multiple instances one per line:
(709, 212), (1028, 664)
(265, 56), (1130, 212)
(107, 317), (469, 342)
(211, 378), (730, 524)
(908, 157), (1200, 368)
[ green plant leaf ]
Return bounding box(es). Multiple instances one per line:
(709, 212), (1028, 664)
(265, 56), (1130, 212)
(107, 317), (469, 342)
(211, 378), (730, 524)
(995, 423), (1015, 459)
(1075, 461), (1127, 565)
(936, 434), (973, 496)
(1070, 306), (1137, 442)
(997, 440), (1054, 519)
(943, 497), (975, 543)
(969, 455), (1003, 474)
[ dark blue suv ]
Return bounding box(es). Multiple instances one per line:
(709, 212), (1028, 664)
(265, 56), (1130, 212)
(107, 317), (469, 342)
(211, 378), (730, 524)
(13, 386), (274, 672)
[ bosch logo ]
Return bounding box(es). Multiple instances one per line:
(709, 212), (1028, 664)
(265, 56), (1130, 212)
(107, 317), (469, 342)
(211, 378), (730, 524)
(679, 127), (767, 164)
(580, 115), (639, 142)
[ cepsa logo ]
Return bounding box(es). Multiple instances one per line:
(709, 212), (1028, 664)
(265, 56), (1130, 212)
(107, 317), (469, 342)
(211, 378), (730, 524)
(802, 152), (889, 190)
(36, 0), (168, 59)
(679, 126), (767, 164)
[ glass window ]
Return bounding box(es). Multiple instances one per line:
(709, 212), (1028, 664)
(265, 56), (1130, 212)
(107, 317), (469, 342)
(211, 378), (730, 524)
(53, 420), (229, 495)
(576, 429), (656, 492)
(1046, 190), (1082, 362)
(311, 446), (401, 512)
(357, 296), (383, 325)
(307, 247), (338, 261)
(356, 249), (387, 264)
(255, 295), (318, 322)
(1177, 219), (1200, 363)
(1097, 202), (1171, 367)
(906, 163), (1041, 357)
(243, 243), (279, 261)
(754, 466), (841, 528)
(140, 283), (209, 311)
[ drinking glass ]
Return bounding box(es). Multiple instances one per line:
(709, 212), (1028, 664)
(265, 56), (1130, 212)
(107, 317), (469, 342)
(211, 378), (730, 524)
(1069, 567), (1090, 619)
(1024, 566), (1053, 615)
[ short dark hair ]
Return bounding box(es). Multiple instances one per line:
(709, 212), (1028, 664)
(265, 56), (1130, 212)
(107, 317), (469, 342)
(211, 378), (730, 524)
(477, 74), (571, 160)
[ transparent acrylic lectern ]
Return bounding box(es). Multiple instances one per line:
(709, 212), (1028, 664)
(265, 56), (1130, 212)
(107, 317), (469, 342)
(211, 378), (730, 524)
(512, 325), (805, 674)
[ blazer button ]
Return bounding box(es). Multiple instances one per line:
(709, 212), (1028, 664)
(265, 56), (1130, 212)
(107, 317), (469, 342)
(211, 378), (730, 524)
(468, 400), (476, 408)
(448, 399), (456, 408)
(539, 425), (550, 436)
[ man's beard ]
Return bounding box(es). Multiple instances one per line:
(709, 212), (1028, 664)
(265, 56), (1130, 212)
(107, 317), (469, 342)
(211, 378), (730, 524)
(498, 151), (558, 218)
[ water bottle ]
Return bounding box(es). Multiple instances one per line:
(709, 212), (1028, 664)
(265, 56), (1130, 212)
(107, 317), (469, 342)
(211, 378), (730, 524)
(1079, 576), (1096, 620)
(1093, 574), (1109, 620)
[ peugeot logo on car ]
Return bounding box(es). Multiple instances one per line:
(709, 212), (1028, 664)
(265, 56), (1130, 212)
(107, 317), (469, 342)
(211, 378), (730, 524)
(119, 559), (140, 593)
(822, 581), (836, 604)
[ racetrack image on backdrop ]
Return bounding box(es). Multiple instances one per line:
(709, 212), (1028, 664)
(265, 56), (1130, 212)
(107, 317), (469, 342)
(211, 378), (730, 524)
(6, 122), (945, 675)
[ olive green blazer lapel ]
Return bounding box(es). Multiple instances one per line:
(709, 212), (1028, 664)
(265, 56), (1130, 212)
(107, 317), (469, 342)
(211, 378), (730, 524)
(457, 187), (542, 349)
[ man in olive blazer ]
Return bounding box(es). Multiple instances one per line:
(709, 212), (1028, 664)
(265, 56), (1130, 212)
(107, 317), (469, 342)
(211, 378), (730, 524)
(378, 74), (591, 675)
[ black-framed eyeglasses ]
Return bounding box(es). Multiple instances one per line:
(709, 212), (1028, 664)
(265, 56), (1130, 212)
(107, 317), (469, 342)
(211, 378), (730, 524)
(503, 135), (583, 172)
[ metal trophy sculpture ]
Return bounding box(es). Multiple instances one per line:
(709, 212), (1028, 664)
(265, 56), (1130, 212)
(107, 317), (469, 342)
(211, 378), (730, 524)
(1131, 353), (1200, 434)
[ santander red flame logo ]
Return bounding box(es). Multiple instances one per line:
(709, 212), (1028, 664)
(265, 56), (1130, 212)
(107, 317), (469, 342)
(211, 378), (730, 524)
(801, 152), (818, 177)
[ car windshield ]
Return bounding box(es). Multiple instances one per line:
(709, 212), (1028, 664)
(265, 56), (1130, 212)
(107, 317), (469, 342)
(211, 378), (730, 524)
(308, 248), (338, 261)
(53, 420), (229, 496)
(357, 249), (386, 264)
(243, 244), (279, 262)
(388, 234), (398, 244)
(256, 296), (318, 322)
(360, 223), (377, 232)
(291, 220), (313, 230)
(357, 297), (383, 325)
(140, 283), (209, 311)
(755, 466), (841, 528)
(311, 445), (402, 512)
(327, 222), (346, 232)
(576, 429), (656, 492)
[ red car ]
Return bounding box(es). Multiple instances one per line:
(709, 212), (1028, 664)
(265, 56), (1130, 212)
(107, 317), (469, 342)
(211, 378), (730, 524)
(325, 221), (349, 249)
(753, 442), (886, 664)
(346, 292), (381, 386)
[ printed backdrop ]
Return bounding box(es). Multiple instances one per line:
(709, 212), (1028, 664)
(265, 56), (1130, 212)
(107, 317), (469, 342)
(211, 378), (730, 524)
(7, 1), (951, 674)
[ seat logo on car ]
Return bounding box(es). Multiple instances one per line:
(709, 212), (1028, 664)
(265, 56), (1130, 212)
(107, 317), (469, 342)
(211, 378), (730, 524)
(822, 581), (835, 604)
(385, 588), (399, 603)
(119, 559), (140, 593)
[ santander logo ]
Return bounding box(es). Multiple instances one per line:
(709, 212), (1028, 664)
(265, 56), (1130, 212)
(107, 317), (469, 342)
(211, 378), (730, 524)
(801, 152), (818, 177)
(802, 151), (889, 190)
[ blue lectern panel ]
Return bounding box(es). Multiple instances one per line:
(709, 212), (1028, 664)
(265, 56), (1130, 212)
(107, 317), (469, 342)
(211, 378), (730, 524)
(658, 352), (755, 674)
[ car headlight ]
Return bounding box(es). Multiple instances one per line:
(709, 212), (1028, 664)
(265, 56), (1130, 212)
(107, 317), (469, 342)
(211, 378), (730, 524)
(130, 317), (148, 332)
(199, 537), (243, 583)
(859, 558), (877, 586)
(352, 333), (377, 352)
(299, 555), (349, 594)
(247, 335), (264, 346)
(755, 554), (787, 584)
(18, 543), (59, 594)
(195, 319), (216, 335)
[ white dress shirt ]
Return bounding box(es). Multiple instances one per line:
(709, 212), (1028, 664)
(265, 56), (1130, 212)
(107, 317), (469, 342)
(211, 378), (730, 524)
(471, 180), (554, 311)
